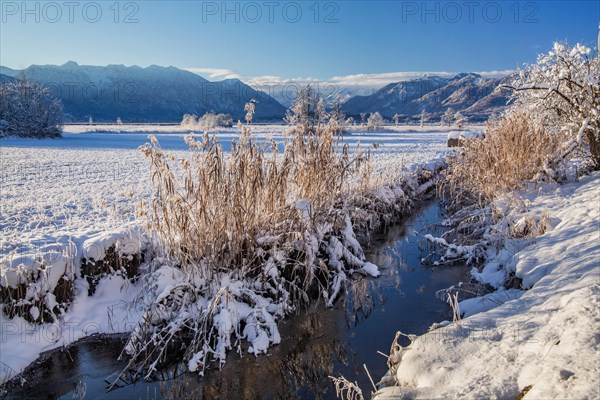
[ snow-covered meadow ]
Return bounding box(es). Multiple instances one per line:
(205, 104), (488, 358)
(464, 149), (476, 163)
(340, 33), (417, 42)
(0, 124), (451, 384)
(0, 126), (450, 257)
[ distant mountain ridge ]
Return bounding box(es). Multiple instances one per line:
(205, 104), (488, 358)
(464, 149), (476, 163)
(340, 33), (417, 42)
(2, 62), (286, 123)
(342, 72), (514, 121)
(1, 62), (514, 123)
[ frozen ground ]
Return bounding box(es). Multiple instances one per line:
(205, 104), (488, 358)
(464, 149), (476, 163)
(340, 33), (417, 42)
(374, 172), (600, 399)
(0, 124), (451, 384)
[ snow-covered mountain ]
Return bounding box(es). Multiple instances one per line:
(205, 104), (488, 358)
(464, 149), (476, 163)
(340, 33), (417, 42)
(342, 73), (514, 121)
(269, 85), (379, 108)
(2, 63), (514, 122)
(3, 62), (286, 122)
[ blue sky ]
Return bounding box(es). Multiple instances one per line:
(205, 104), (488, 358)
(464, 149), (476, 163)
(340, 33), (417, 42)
(1, 0), (598, 85)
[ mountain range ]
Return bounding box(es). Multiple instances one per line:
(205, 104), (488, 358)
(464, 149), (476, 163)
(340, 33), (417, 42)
(1, 63), (514, 123)
(0, 62), (286, 122)
(342, 73), (514, 122)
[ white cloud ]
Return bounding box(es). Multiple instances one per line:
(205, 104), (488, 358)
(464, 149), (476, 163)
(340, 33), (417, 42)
(186, 67), (515, 90)
(186, 68), (241, 80)
(474, 70), (516, 78)
(330, 70), (515, 88)
(246, 75), (322, 86)
(330, 72), (454, 87)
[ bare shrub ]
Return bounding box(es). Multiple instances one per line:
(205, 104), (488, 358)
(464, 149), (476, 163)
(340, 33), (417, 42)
(329, 375), (364, 400)
(366, 112), (384, 131)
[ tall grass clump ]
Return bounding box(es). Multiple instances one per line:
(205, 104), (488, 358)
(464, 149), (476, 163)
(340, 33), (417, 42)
(444, 111), (562, 208)
(120, 87), (408, 382)
(429, 111), (562, 267)
(139, 98), (367, 278)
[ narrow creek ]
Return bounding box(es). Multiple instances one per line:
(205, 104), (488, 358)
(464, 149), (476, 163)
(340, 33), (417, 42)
(4, 201), (470, 400)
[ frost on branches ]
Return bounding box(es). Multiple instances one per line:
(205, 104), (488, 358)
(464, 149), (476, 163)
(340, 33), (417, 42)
(507, 42), (600, 172)
(0, 79), (64, 138)
(367, 112), (384, 131)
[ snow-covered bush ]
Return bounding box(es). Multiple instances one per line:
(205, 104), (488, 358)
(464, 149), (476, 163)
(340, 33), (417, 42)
(366, 112), (384, 130)
(441, 108), (454, 126)
(180, 112), (233, 131)
(124, 91), (439, 381)
(453, 111), (467, 129)
(445, 42), (598, 206)
(0, 80), (63, 138)
(128, 96), (380, 379)
(198, 112), (232, 130)
(180, 113), (198, 128)
(507, 42), (600, 171)
(285, 85), (327, 133)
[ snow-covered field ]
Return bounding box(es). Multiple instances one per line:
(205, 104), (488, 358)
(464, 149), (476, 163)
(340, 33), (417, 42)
(62, 123), (467, 135)
(0, 126), (450, 257)
(0, 124), (451, 383)
(375, 172), (600, 399)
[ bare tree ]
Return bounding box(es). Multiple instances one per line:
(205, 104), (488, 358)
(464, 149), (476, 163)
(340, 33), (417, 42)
(0, 79), (63, 138)
(328, 95), (346, 134)
(367, 112), (384, 130)
(244, 99), (256, 124)
(360, 112), (367, 126)
(504, 42), (600, 171)
(419, 109), (428, 128)
(442, 107), (454, 126)
(285, 85), (320, 134)
(454, 111), (467, 129)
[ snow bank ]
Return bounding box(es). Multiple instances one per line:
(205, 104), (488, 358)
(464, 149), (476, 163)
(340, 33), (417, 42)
(375, 172), (600, 399)
(0, 275), (143, 384)
(82, 226), (144, 262)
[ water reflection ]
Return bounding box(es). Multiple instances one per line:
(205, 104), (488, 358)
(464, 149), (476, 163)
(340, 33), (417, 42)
(4, 202), (470, 400)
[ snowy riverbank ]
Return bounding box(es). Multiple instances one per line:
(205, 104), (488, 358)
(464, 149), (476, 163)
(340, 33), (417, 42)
(374, 172), (600, 399)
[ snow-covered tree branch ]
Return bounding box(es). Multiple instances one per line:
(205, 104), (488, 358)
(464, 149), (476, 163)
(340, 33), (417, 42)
(503, 42), (600, 171)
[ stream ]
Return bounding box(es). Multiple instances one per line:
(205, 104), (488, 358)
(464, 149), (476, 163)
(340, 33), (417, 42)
(3, 201), (470, 400)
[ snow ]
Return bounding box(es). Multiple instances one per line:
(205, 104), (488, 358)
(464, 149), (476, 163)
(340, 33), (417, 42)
(374, 172), (600, 399)
(447, 130), (462, 139)
(0, 275), (143, 384)
(82, 227), (143, 261)
(447, 129), (483, 140)
(361, 262), (380, 277)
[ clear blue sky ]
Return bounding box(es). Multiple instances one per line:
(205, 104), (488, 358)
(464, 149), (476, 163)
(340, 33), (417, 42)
(1, 0), (598, 80)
